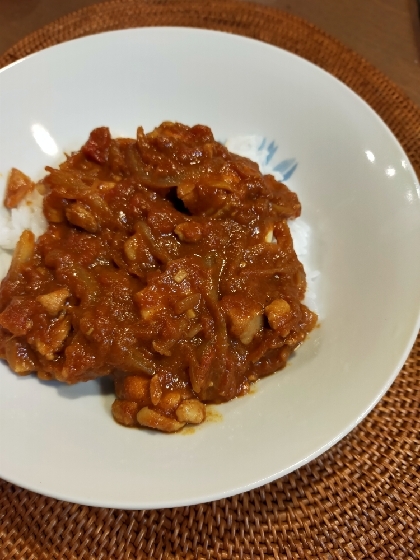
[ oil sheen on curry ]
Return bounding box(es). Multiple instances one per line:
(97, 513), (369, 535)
(0, 122), (317, 432)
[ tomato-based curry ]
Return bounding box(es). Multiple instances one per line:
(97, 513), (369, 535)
(0, 123), (317, 432)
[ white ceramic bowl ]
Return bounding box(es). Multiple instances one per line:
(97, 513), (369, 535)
(0, 28), (419, 509)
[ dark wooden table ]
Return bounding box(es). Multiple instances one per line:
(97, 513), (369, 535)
(1, 0), (420, 107)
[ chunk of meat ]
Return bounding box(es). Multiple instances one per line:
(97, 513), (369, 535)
(65, 202), (99, 233)
(174, 221), (204, 242)
(31, 315), (71, 360)
(4, 168), (34, 209)
(4, 339), (36, 374)
(265, 298), (292, 330)
(9, 230), (35, 274)
(0, 298), (36, 336)
(222, 294), (263, 345)
(82, 127), (111, 164)
(36, 288), (70, 316)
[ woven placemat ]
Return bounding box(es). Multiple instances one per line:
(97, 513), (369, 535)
(1, 1), (419, 558)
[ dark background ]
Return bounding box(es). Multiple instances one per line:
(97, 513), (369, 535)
(1, 0), (420, 106)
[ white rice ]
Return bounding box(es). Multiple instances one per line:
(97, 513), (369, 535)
(0, 136), (319, 313)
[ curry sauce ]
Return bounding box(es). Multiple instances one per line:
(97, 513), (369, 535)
(0, 122), (316, 432)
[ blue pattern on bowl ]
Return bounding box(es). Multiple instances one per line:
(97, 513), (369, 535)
(259, 138), (298, 180)
(273, 158), (298, 181)
(221, 137), (298, 181)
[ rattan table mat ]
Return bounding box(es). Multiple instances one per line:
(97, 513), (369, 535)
(0, 1), (419, 558)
